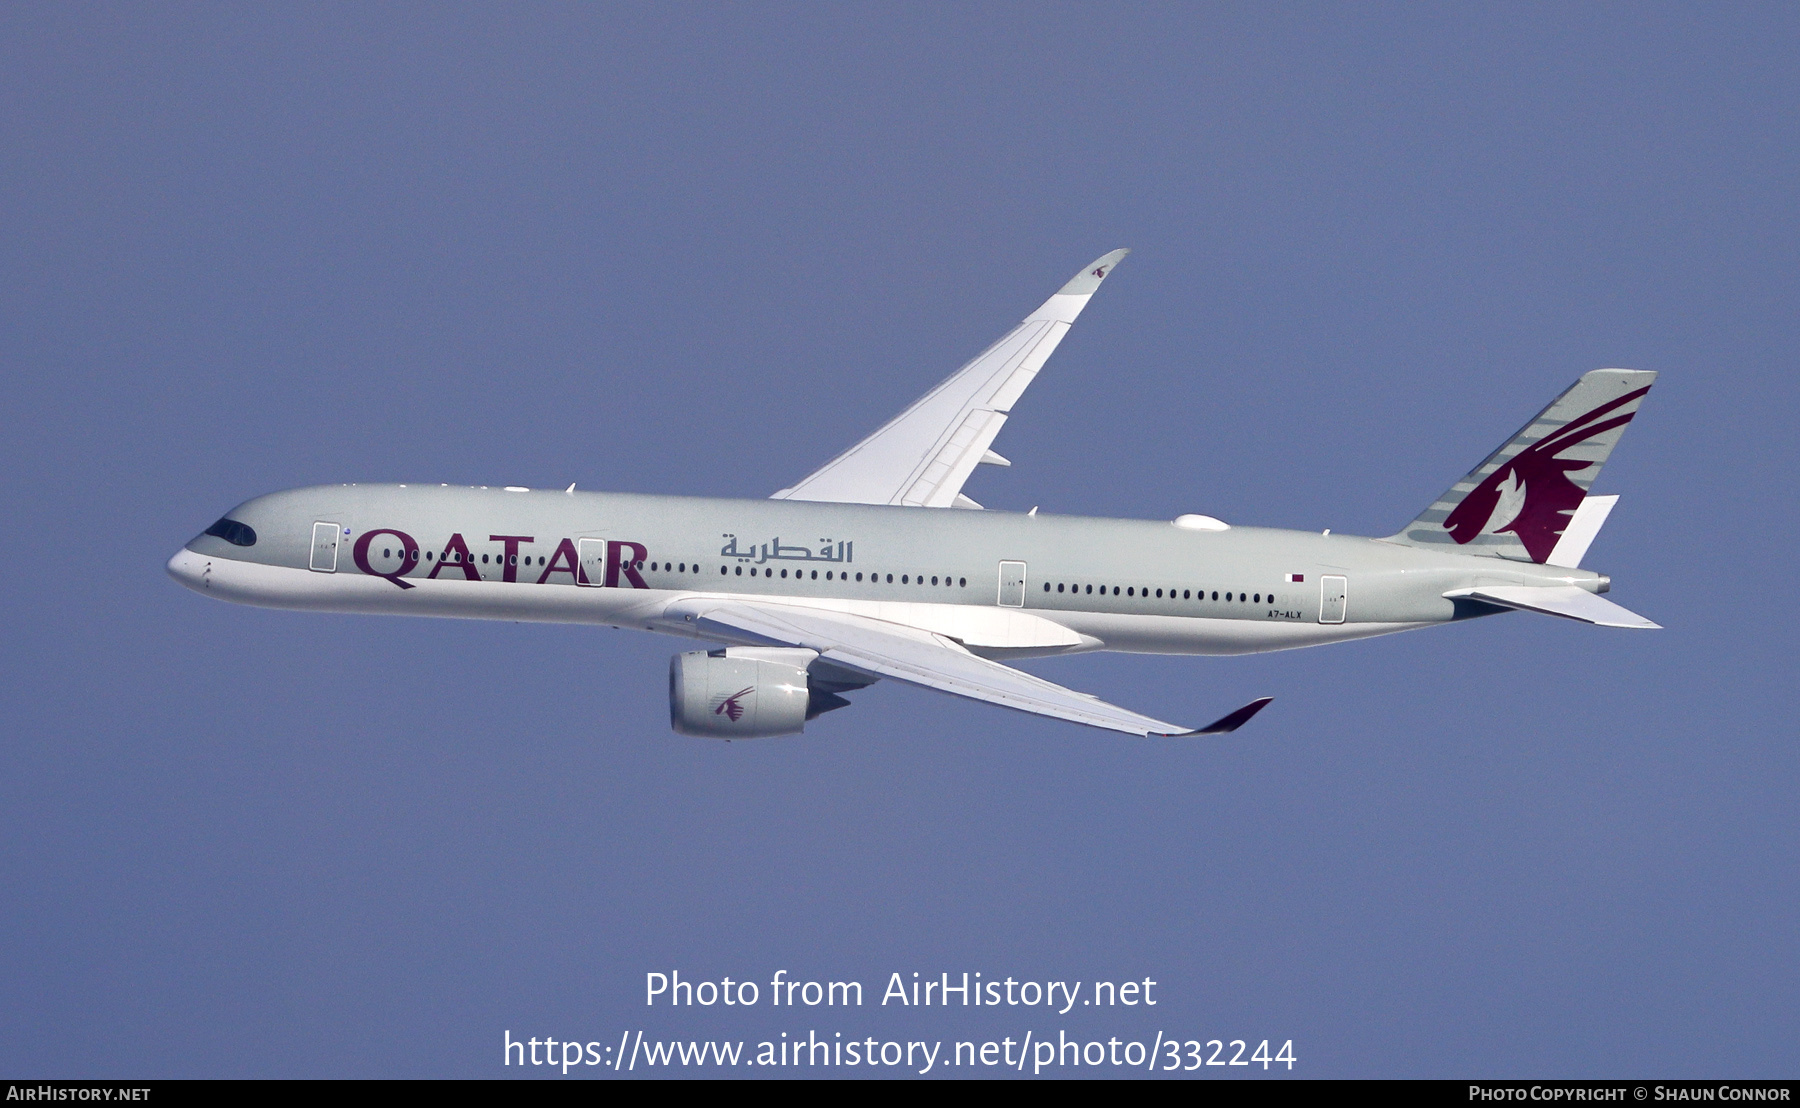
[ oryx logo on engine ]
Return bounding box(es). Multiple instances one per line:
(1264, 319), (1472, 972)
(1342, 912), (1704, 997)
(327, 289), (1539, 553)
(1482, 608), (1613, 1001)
(711, 687), (754, 722)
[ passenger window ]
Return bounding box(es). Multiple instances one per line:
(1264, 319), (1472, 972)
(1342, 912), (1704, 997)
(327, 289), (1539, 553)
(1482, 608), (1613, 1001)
(931, 576), (938, 585)
(886, 574), (893, 583)
(959, 577), (966, 587)
(735, 566), (742, 575)
(1255, 593), (1261, 603)
(811, 570), (817, 579)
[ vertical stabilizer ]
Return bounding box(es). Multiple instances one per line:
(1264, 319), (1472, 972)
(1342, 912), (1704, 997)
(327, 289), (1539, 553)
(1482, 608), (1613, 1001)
(1390, 369), (1655, 563)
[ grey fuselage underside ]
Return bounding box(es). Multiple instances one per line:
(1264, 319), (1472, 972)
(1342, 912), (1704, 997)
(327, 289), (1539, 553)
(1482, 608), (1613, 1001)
(179, 484), (1607, 657)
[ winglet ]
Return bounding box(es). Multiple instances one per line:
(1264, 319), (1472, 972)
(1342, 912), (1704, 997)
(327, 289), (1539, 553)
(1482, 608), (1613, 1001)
(1169, 696), (1274, 736)
(1055, 248), (1130, 296)
(1029, 249), (1130, 325)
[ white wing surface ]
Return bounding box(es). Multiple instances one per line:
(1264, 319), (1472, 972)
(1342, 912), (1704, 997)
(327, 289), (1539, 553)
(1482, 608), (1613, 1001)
(771, 250), (1130, 508)
(1443, 585), (1660, 629)
(661, 598), (1270, 736)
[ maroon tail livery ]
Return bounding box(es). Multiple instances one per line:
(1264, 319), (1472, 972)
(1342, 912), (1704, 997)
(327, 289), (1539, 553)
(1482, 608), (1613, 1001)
(1391, 369), (1656, 564)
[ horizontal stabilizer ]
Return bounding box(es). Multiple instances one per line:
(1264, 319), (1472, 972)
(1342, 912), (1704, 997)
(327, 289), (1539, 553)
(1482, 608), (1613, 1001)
(1444, 585), (1660, 629)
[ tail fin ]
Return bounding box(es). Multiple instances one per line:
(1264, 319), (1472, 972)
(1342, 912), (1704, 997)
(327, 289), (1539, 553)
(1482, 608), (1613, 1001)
(1390, 369), (1656, 563)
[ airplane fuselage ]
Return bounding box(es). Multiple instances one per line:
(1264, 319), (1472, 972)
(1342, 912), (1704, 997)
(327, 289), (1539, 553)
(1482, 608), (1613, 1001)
(168, 482), (1608, 658)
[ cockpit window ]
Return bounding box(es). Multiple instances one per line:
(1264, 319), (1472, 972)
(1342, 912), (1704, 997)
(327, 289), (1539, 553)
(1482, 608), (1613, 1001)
(204, 517), (257, 547)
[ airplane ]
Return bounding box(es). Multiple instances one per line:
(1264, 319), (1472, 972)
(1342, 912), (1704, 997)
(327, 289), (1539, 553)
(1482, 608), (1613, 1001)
(167, 250), (1659, 738)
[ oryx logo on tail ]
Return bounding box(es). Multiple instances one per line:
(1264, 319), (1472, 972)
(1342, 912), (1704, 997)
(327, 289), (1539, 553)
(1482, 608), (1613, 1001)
(1443, 386), (1649, 562)
(1391, 368), (1656, 564)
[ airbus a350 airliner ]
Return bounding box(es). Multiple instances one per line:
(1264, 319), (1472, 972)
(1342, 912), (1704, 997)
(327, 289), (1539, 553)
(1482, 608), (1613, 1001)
(168, 251), (1658, 737)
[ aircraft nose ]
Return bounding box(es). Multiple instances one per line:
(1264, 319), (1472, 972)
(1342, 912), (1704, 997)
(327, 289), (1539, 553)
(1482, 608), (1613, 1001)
(166, 547), (211, 592)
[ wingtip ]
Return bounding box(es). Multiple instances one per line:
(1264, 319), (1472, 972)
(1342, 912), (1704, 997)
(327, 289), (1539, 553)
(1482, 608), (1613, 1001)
(1175, 696), (1274, 736)
(1055, 248), (1130, 296)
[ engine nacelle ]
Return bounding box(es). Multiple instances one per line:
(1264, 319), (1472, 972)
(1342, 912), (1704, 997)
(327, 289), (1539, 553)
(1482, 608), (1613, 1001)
(669, 649), (817, 738)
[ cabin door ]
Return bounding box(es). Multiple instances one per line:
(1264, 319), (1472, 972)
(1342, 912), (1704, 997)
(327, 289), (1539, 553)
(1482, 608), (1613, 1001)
(578, 538), (607, 587)
(997, 561), (1027, 607)
(1320, 575), (1347, 624)
(309, 522), (340, 572)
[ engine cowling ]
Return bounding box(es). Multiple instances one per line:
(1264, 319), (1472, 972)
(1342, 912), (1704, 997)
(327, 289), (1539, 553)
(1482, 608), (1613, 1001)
(669, 649), (815, 738)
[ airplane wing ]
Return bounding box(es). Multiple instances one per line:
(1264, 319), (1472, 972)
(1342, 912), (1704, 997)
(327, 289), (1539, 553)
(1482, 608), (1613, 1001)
(662, 598), (1271, 736)
(1443, 585), (1660, 628)
(771, 249), (1130, 509)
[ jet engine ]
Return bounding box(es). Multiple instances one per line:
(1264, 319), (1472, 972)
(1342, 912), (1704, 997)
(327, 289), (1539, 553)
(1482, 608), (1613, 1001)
(669, 648), (867, 738)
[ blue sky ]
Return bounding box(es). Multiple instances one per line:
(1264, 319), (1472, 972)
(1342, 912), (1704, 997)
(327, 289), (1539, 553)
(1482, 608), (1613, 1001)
(2, 3), (1795, 1077)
